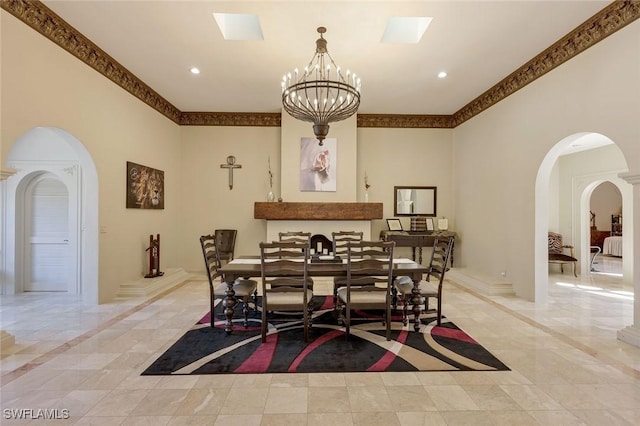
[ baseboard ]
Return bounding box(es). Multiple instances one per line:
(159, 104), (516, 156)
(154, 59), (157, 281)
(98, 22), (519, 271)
(446, 268), (515, 296)
(116, 267), (191, 298)
(617, 325), (640, 348)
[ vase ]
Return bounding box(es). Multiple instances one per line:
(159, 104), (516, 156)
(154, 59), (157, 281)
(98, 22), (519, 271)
(364, 190), (369, 203)
(267, 190), (275, 202)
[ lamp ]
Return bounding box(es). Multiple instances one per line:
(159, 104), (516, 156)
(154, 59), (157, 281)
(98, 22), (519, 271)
(281, 27), (361, 146)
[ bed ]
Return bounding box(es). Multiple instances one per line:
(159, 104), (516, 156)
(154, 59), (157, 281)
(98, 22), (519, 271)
(603, 236), (622, 257)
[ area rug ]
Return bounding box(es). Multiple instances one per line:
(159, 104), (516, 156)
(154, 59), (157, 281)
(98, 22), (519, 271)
(142, 296), (509, 375)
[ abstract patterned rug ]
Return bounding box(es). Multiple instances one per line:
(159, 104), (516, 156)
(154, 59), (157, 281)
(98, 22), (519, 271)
(142, 296), (509, 375)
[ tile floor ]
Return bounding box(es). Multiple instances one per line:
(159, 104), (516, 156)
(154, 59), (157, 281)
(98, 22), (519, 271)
(1, 256), (639, 425)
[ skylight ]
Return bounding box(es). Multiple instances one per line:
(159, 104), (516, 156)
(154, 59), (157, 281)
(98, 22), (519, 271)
(213, 13), (263, 41)
(381, 17), (432, 43)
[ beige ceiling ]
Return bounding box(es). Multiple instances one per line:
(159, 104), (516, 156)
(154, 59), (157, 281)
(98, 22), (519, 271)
(42, 0), (610, 115)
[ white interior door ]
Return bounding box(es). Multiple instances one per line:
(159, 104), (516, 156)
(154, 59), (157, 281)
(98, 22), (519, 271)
(24, 175), (70, 291)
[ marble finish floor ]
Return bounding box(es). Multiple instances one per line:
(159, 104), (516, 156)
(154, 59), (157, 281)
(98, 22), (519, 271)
(1, 260), (639, 425)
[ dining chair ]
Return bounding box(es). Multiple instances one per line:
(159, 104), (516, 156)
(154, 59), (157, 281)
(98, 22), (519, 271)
(259, 241), (314, 342)
(200, 235), (257, 328)
(336, 240), (395, 341)
(548, 231), (578, 277)
(331, 231), (365, 306)
(277, 232), (314, 289)
(214, 229), (237, 264)
(394, 236), (454, 326)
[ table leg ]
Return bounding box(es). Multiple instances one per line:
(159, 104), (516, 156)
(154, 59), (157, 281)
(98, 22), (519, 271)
(410, 276), (422, 332)
(222, 280), (237, 334)
(418, 246), (423, 264)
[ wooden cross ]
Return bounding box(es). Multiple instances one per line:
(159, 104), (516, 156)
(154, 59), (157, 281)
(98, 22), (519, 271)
(220, 155), (242, 190)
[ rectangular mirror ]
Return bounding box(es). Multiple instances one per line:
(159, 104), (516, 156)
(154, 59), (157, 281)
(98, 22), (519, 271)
(394, 186), (437, 217)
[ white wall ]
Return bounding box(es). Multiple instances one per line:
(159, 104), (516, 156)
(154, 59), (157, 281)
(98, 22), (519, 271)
(1, 11), (182, 302)
(452, 21), (640, 300)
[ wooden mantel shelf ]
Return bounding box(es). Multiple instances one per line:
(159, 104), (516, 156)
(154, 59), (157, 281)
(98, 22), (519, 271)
(254, 202), (383, 221)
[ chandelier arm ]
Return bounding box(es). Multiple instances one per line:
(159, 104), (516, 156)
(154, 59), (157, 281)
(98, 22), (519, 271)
(281, 27), (360, 143)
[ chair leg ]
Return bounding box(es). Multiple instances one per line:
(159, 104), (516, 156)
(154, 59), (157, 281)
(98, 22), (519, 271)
(560, 264), (564, 273)
(385, 306), (391, 341)
(253, 289), (258, 311)
(303, 306), (309, 342)
(573, 262), (577, 277)
(345, 303), (351, 340)
(261, 298), (268, 343)
(402, 296), (408, 326)
(210, 288), (215, 329)
(243, 301), (249, 328)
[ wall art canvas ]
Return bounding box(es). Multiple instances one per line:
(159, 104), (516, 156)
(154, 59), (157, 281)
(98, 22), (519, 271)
(126, 161), (164, 209)
(299, 137), (337, 192)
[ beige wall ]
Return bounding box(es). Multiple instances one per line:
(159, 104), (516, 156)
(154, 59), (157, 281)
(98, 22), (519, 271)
(452, 21), (640, 299)
(1, 12), (182, 302)
(179, 125), (280, 272)
(591, 182), (623, 231)
(357, 128), (454, 254)
(3, 9), (639, 304)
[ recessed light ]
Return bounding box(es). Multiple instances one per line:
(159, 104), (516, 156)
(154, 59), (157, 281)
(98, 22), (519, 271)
(437, 71), (447, 79)
(190, 67), (200, 75)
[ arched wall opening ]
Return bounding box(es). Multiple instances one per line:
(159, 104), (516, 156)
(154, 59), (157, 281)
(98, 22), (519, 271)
(2, 127), (99, 304)
(535, 132), (632, 303)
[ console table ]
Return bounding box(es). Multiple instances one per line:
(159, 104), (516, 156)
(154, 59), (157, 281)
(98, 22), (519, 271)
(380, 230), (456, 265)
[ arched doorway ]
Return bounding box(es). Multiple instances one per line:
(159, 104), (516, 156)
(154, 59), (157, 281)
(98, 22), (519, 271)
(535, 132), (632, 302)
(23, 172), (75, 292)
(2, 127), (99, 303)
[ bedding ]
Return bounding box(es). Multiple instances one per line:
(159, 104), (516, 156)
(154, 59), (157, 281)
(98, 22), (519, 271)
(603, 236), (622, 257)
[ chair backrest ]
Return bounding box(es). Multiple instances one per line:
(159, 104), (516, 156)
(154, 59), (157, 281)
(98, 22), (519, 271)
(548, 232), (563, 254)
(260, 241), (310, 294)
(214, 229), (237, 262)
(345, 240), (395, 292)
(278, 231), (312, 244)
(425, 236), (454, 287)
(332, 231), (364, 257)
(200, 234), (222, 286)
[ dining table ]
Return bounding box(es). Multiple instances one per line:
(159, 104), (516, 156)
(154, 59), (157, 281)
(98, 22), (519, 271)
(217, 256), (429, 334)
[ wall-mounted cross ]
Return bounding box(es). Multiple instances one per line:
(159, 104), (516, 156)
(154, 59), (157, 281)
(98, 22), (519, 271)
(220, 155), (242, 190)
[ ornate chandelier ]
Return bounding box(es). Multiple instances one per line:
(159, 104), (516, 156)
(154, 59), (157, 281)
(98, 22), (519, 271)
(281, 27), (361, 145)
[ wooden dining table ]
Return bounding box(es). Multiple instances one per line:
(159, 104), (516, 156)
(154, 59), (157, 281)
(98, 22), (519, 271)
(217, 257), (429, 334)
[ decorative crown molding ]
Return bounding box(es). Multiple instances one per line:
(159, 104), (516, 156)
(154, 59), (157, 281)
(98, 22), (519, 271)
(180, 112), (281, 127)
(3, 0), (639, 129)
(452, 0), (640, 127)
(0, 0), (182, 124)
(357, 114), (454, 129)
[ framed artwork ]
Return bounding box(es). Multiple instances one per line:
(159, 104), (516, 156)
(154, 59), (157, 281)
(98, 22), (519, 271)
(126, 161), (164, 209)
(426, 218), (435, 231)
(386, 218), (403, 231)
(300, 137), (337, 192)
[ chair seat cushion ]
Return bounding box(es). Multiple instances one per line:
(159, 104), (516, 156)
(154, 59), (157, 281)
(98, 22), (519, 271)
(395, 279), (438, 297)
(549, 253), (577, 262)
(214, 279), (257, 298)
(336, 287), (387, 305)
(266, 290), (314, 311)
